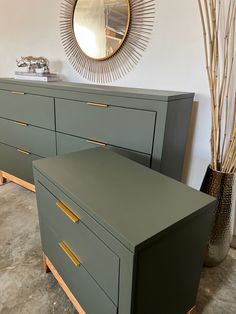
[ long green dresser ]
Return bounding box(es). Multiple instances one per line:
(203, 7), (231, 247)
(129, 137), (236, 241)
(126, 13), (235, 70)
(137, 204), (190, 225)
(33, 148), (215, 314)
(0, 78), (194, 184)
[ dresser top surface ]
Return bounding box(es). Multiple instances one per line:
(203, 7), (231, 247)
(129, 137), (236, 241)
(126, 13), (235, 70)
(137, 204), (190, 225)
(33, 148), (215, 252)
(0, 78), (194, 101)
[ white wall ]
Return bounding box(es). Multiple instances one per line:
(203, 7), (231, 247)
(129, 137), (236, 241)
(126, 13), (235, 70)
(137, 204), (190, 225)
(0, 0), (215, 189)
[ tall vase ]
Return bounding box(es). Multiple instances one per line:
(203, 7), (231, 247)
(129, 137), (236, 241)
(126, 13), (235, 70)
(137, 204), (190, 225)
(200, 166), (235, 267)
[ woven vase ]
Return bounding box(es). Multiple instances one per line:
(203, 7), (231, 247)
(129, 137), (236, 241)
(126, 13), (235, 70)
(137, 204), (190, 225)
(200, 166), (236, 267)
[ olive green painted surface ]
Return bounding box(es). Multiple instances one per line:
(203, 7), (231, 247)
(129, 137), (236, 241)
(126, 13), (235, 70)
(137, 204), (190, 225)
(37, 181), (119, 304)
(0, 117), (56, 157)
(55, 98), (156, 154)
(33, 148), (216, 252)
(133, 210), (214, 314)
(34, 168), (135, 314)
(0, 78), (194, 181)
(158, 98), (194, 180)
(33, 148), (216, 314)
(57, 132), (151, 167)
(0, 89), (54, 130)
(0, 142), (40, 183)
(41, 224), (117, 314)
(0, 78), (194, 101)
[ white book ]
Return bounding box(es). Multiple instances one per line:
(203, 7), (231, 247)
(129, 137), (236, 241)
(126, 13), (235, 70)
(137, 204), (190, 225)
(15, 71), (59, 77)
(15, 74), (60, 82)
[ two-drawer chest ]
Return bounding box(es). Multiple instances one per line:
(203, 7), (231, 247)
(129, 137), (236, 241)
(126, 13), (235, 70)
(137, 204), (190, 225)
(0, 78), (194, 188)
(33, 148), (215, 314)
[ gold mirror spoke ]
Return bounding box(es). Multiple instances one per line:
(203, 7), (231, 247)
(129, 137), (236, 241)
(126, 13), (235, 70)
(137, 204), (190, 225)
(60, 0), (155, 83)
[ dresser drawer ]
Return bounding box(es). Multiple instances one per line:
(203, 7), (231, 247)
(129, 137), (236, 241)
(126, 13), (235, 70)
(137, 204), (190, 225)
(0, 142), (40, 183)
(55, 98), (156, 154)
(57, 132), (151, 167)
(0, 118), (56, 157)
(36, 181), (119, 305)
(0, 90), (54, 130)
(42, 225), (117, 314)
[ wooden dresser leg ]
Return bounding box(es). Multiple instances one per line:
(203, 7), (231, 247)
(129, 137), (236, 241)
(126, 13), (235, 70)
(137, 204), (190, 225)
(187, 306), (197, 314)
(43, 253), (51, 273)
(0, 171), (7, 185)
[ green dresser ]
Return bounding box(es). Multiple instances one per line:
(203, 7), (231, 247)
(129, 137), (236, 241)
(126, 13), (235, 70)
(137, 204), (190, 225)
(0, 78), (194, 184)
(33, 148), (215, 314)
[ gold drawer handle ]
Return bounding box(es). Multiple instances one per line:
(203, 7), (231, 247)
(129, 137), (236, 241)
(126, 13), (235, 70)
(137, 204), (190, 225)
(56, 201), (79, 223)
(86, 139), (106, 147)
(17, 148), (30, 155)
(11, 91), (26, 95)
(87, 102), (109, 108)
(59, 241), (81, 267)
(14, 121), (28, 127)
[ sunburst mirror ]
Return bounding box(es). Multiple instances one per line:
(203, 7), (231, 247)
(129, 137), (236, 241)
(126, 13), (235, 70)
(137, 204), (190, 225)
(60, 0), (155, 83)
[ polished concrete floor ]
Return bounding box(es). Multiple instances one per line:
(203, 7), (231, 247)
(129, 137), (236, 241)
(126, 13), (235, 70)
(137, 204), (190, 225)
(0, 182), (236, 314)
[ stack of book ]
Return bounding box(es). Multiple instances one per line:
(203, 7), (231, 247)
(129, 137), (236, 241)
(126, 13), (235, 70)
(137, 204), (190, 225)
(14, 71), (60, 82)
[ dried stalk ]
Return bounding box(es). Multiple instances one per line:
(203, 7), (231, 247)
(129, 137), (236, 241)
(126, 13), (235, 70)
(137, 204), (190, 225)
(198, 0), (236, 173)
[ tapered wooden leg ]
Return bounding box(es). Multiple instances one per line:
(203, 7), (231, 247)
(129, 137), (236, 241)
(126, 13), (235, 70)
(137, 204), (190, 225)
(0, 171), (7, 185)
(0, 171), (35, 192)
(187, 306), (197, 314)
(43, 253), (51, 273)
(43, 254), (85, 313)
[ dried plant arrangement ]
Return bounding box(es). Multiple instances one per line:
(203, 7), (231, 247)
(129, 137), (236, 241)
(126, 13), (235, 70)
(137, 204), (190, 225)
(198, 0), (236, 173)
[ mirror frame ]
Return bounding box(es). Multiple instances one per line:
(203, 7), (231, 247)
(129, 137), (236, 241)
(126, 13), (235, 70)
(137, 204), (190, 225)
(60, 0), (155, 83)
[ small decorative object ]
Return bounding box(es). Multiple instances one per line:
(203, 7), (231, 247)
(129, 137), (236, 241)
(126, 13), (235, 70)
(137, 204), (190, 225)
(198, 0), (236, 266)
(16, 56), (50, 74)
(15, 56), (60, 82)
(60, 0), (155, 83)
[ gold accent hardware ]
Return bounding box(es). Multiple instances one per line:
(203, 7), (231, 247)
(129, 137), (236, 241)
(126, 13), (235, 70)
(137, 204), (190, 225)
(87, 102), (109, 108)
(11, 91), (26, 95)
(14, 121), (28, 127)
(59, 241), (81, 266)
(56, 201), (79, 223)
(86, 139), (106, 147)
(17, 148), (30, 155)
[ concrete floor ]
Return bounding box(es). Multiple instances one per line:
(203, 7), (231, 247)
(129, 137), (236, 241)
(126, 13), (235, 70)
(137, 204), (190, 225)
(0, 182), (236, 314)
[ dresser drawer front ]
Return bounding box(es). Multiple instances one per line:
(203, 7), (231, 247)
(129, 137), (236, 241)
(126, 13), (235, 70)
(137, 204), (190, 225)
(0, 118), (56, 157)
(0, 90), (54, 130)
(56, 98), (155, 154)
(41, 225), (117, 314)
(0, 142), (40, 183)
(37, 181), (119, 304)
(57, 132), (151, 167)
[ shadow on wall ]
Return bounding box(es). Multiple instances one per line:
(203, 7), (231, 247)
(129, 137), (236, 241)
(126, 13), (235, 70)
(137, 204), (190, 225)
(182, 101), (199, 185)
(50, 60), (63, 74)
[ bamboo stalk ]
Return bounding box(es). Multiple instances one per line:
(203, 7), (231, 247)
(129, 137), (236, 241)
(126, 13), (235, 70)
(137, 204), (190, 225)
(198, 0), (236, 174)
(221, 9), (236, 163)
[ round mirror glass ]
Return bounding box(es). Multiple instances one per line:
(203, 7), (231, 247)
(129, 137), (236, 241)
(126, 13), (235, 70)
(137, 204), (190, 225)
(73, 0), (130, 60)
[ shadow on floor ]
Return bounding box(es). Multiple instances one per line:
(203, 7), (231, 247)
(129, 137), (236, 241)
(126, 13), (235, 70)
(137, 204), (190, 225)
(196, 251), (236, 313)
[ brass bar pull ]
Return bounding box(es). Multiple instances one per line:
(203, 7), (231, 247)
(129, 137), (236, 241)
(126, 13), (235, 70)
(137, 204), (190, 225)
(87, 102), (109, 108)
(86, 139), (106, 147)
(17, 148), (30, 155)
(56, 201), (79, 223)
(11, 91), (26, 95)
(14, 121), (28, 127)
(59, 241), (81, 266)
